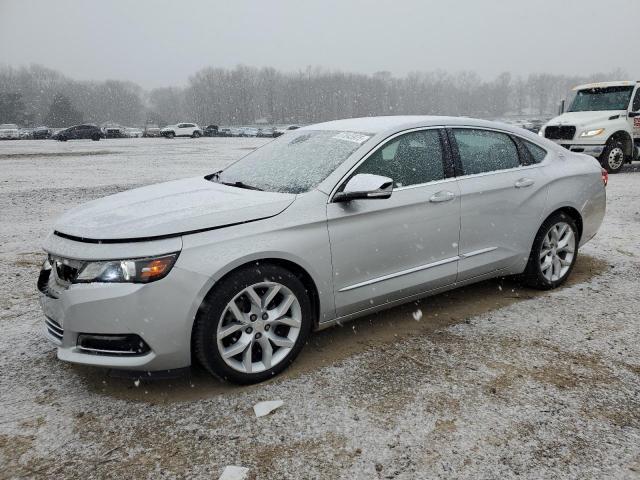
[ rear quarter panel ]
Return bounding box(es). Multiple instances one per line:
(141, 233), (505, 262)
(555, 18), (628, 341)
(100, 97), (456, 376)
(542, 152), (606, 247)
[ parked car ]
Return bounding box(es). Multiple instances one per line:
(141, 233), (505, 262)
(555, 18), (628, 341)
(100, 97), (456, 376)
(143, 125), (161, 137)
(0, 123), (20, 140)
(52, 124), (104, 141)
(274, 125), (301, 137)
(38, 116), (606, 384)
(161, 123), (202, 138)
(19, 128), (34, 139)
(103, 126), (125, 138)
(125, 127), (143, 138)
(32, 126), (51, 140)
(203, 125), (219, 137)
(218, 127), (232, 137)
(257, 127), (276, 138)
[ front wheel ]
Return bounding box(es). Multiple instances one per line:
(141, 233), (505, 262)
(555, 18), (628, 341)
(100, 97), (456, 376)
(193, 264), (312, 384)
(91, 133), (100, 141)
(522, 212), (578, 290)
(164, 132), (175, 139)
(600, 140), (625, 173)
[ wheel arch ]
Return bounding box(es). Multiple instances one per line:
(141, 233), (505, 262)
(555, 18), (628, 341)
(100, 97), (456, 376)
(546, 206), (583, 242)
(607, 130), (634, 158)
(189, 257), (322, 354)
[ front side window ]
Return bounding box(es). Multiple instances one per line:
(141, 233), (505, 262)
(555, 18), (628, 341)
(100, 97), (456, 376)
(353, 129), (445, 188)
(568, 86), (634, 112)
(453, 129), (520, 175)
(219, 130), (372, 194)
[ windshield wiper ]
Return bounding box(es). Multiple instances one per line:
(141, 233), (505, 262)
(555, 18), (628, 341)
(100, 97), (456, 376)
(205, 170), (223, 182)
(205, 171), (263, 191)
(221, 181), (263, 191)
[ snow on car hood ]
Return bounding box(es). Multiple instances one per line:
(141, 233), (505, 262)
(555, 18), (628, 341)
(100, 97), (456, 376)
(54, 177), (296, 241)
(545, 110), (624, 128)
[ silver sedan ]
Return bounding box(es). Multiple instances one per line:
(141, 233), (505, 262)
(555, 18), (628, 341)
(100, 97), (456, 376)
(38, 116), (606, 384)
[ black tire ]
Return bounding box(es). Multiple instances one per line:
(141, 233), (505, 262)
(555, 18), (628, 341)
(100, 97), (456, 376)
(164, 131), (175, 139)
(193, 263), (313, 384)
(600, 139), (625, 174)
(522, 211), (579, 290)
(58, 136), (67, 142)
(91, 133), (100, 141)
(192, 131), (201, 138)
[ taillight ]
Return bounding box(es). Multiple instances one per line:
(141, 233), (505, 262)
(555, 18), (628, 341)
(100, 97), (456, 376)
(601, 168), (608, 187)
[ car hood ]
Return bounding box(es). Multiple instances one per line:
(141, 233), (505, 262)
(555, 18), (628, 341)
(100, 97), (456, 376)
(54, 177), (296, 241)
(545, 110), (625, 128)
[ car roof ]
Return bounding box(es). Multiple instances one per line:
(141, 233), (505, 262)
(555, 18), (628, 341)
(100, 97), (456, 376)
(300, 115), (531, 136)
(572, 80), (638, 91)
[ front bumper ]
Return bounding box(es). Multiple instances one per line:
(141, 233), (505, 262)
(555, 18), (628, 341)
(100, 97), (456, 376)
(553, 141), (605, 158)
(38, 259), (206, 371)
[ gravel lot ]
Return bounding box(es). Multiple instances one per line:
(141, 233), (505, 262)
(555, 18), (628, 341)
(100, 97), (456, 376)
(1, 138), (639, 479)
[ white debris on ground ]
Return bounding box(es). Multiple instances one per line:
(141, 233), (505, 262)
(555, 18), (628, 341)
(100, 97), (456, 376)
(253, 400), (284, 418)
(218, 465), (249, 480)
(0, 138), (639, 478)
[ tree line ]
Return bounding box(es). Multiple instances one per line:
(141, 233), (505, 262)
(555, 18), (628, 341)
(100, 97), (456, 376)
(0, 64), (628, 127)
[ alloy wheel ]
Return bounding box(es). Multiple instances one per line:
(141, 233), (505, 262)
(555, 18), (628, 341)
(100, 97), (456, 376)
(539, 221), (575, 282)
(216, 282), (302, 373)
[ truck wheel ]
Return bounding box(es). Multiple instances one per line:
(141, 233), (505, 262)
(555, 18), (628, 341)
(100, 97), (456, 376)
(600, 139), (625, 173)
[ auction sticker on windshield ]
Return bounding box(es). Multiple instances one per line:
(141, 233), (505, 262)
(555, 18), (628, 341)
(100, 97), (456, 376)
(332, 132), (371, 143)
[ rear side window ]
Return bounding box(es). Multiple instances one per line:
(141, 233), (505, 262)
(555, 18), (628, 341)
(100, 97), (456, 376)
(354, 129), (445, 188)
(523, 140), (547, 163)
(453, 129), (520, 175)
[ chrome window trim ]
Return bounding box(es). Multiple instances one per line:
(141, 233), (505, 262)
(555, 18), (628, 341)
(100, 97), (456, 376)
(328, 126), (447, 202)
(338, 255), (459, 292)
(453, 163), (543, 181)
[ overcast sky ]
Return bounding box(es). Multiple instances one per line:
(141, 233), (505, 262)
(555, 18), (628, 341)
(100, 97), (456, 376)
(1, 0), (637, 88)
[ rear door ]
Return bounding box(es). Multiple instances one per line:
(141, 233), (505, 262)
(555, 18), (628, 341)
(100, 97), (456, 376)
(449, 127), (549, 282)
(327, 128), (461, 317)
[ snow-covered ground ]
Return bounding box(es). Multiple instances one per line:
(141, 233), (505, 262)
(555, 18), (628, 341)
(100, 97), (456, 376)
(1, 138), (639, 479)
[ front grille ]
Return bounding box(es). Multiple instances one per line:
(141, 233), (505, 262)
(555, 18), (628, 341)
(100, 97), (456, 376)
(45, 317), (64, 341)
(544, 126), (576, 140)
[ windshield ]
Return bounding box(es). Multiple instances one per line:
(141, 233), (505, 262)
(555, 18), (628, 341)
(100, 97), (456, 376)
(568, 86), (633, 112)
(218, 130), (372, 194)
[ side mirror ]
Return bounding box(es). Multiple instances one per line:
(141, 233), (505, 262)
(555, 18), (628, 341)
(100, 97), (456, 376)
(558, 99), (565, 115)
(333, 173), (393, 202)
(628, 111), (640, 118)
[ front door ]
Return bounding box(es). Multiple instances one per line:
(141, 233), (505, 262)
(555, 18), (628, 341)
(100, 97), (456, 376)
(449, 127), (549, 281)
(327, 128), (461, 317)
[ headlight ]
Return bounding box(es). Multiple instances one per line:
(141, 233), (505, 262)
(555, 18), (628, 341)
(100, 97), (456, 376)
(580, 128), (605, 137)
(74, 253), (178, 284)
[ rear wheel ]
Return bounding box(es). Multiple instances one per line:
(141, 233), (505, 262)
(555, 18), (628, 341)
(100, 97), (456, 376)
(192, 131), (201, 138)
(91, 133), (100, 141)
(193, 264), (312, 384)
(522, 212), (578, 290)
(600, 139), (625, 173)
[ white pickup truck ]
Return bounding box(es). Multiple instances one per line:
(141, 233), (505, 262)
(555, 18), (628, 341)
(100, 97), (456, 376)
(540, 80), (640, 173)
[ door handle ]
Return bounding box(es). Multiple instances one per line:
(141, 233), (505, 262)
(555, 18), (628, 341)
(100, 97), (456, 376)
(429, 191), (456, 203)
(514, 178), (535, 188)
